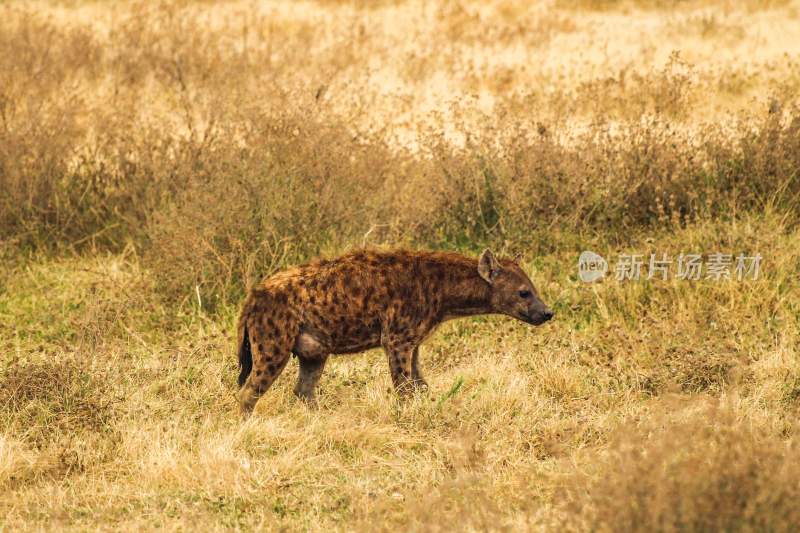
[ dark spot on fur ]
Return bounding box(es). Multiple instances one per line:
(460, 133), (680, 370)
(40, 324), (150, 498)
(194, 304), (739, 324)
(399, 285), (411, 300)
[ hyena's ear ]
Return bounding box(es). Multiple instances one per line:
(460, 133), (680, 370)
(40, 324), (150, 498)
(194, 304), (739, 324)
(478, 249), (501, 284)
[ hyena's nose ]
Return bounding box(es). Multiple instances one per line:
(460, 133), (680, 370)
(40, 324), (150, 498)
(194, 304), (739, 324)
(542, 309), (554, 322)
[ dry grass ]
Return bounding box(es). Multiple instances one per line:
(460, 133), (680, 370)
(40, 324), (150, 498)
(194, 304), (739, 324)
(2, 0), (800, 530)
(555, 401), (800, 532)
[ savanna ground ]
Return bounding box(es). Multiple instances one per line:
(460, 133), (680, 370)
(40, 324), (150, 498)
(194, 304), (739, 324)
(1, 0), (800, 530)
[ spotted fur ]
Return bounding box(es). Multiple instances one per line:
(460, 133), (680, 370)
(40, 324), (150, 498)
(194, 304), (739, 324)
(236, 248), (553, 416)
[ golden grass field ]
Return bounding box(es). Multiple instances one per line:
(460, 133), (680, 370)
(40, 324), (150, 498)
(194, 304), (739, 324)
(1, 0), (800, 531)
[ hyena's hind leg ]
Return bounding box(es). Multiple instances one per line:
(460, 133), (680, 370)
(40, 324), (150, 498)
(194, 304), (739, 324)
(291, 331), (329, 404)
(238, 320), (293, 417)
(293, 355), (328, 404)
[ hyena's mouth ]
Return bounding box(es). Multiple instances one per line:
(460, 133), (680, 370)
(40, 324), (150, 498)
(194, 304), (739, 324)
(521, 311), (553, 326)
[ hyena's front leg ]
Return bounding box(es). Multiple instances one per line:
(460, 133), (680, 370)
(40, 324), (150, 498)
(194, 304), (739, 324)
(410, 347), (428, 391)
(382, 334), (417, 396)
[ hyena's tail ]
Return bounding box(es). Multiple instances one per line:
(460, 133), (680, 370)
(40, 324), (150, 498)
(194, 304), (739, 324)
(237, 320), (253, 387)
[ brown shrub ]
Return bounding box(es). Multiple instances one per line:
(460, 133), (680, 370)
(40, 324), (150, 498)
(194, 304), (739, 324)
(134, 102), (800, 308)
(143, 109), (400, 308)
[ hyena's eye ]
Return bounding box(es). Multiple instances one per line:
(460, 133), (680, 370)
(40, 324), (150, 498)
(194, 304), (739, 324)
(518, 290), (532, 299)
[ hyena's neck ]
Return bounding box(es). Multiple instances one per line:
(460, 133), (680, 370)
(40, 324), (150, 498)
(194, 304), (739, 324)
(439, 261), (493, 319)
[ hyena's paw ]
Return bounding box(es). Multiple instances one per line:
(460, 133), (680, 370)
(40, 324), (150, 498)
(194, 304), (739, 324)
(238, 388), (258, 419)
(394, 377), (428, 398)
(411, 378), (429, 392)
(293, 386), (320, 407)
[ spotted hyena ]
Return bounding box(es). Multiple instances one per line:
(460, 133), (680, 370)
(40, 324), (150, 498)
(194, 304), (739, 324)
(236, 249), (553, 416)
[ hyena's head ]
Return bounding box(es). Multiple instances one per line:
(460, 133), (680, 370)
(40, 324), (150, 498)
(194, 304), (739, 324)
(478, 249), (554, 326)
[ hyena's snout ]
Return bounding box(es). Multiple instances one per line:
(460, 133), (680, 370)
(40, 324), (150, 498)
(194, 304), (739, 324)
(527, 305), (554, 325)
(522, 295), (554, 325)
